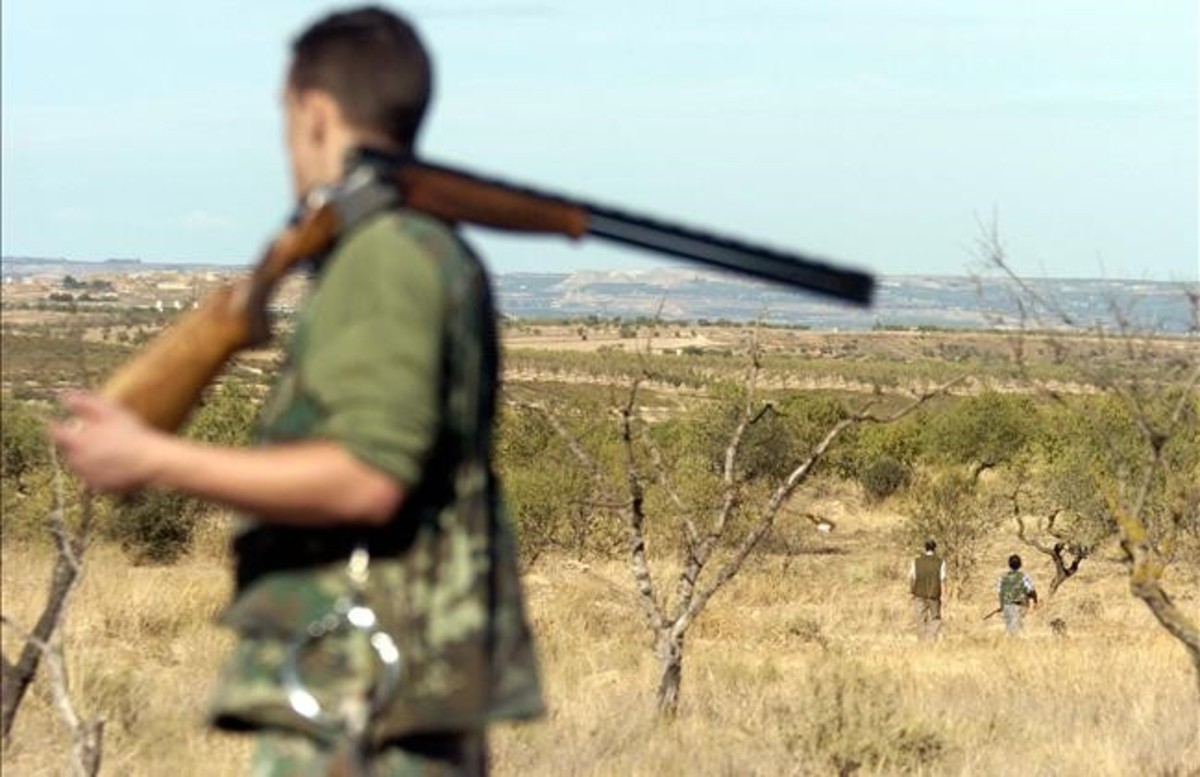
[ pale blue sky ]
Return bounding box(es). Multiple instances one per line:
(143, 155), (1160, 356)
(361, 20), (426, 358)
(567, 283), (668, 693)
(3, 1), (1197, 281)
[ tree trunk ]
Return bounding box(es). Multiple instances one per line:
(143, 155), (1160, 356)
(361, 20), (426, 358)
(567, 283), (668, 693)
(1131, 576), (1200, 698)
(655, 632), (684, 717)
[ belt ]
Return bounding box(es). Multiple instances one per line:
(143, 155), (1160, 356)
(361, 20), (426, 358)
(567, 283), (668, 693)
(232, 520), (422, 592)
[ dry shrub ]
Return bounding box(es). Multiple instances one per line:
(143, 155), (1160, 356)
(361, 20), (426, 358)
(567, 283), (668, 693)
(76, 660), (148, 734)
(1072, 593), (1104, 619)
(785, 617), (830, 651)
(781, 658), (946, 774)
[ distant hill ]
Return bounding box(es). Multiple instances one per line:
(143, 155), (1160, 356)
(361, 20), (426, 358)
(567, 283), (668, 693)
(493, 268), (1196, 334)
(3, 257), (1195, 334)
(0, 256), (236, 275)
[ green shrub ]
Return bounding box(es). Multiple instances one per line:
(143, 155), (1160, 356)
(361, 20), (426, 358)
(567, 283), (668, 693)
(185, 379), (258, 447)
(920, 391), (1038, 472)
(1, 396), (51, 490)
(1, 398), (57, 539)
(860, 455), (909, 502)
(108, 488), (205, 565)
(902, 469), (994, 587)
(108, 381), (259, 564)
(496, 404), (621, 562)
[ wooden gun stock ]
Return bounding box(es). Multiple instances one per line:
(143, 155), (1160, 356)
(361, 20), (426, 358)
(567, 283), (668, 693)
(99, 283), (255, 432)
(100, 159), (875, 432)
(99, 206), (340, 432)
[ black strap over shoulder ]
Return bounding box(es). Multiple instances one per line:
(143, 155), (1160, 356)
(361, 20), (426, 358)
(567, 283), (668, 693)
(302, 147), (406, 274)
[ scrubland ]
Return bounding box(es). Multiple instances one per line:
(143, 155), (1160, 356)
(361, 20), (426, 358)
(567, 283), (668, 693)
(3, 497), (1197, 777)
(3, 315), (1197, 775)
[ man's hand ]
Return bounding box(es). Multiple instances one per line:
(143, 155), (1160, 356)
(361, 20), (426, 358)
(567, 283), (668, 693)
(49, 391), (166, 493)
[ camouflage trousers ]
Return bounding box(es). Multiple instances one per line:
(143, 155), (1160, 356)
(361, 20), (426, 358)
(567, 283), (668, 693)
(1002, 603), (1027, 635)
(912, 596), (942, 640)
(250, 729), (488, 777)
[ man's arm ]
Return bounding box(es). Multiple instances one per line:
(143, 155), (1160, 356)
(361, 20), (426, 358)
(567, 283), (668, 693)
(50, 391), (404, 526)
(54, 217), (445, 527)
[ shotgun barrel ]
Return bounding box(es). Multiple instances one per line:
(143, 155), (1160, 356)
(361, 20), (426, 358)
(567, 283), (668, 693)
(402, 161), (875, 306)
(102, 156), (876, 432)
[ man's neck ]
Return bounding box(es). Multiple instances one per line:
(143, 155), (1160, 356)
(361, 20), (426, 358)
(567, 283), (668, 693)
(321, 130), (403, 187)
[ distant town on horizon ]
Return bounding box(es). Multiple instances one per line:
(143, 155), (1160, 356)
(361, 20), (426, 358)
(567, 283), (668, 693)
(2, 254), (1196, 335)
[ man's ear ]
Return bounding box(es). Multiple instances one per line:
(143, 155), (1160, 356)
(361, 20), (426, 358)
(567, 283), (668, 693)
(306, 90), (344, 146)
(289, 88), (331, 145)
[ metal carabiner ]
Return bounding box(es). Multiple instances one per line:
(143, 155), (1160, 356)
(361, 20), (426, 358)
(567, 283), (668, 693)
(281, 546), (403, 739)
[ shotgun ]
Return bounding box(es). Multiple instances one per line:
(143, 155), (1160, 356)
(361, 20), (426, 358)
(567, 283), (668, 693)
(100, 158), (876, 432)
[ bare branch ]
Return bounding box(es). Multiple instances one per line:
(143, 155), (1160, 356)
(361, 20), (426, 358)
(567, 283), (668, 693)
(34, 631), (104, 777)
(668, 335), (768, 624)
(1, 447), (97, 743)
(1107, 476), (1200, 693)
(1015, 511), (1088, 596)
(675, 415), (855, 638)
(1015, 514), (1054, 555)
(715, 337), (766, 541)
(975, 214), (1076, 329)
(618, 378), (666, 634)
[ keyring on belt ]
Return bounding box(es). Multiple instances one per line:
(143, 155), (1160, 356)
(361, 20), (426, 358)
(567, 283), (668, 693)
(281, 546), (402, 738)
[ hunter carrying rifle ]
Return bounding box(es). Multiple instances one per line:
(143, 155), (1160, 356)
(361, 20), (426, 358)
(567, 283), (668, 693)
(993, 554), (1039, 635)
(50, 6), (874, 776)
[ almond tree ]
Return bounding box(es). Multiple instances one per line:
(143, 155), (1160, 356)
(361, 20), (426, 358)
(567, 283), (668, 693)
(979, 223), (1200, 693)
(1014, 512), (1090, 597)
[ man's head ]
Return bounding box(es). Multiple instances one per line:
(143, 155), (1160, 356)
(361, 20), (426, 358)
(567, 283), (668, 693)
(283, 6), (432, 197)
(1008, 554), (1022, 571)
(924, 540), (937, 553)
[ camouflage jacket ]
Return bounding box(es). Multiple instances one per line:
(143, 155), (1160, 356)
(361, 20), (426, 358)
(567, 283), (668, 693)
(208, 166), (543, 744)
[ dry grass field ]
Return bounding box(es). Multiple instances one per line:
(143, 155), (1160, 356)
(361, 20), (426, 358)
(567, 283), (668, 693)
(3, 494), (1198, 776)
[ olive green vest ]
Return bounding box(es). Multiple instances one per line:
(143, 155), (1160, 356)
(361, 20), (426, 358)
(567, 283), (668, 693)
(209, 186), (543, 742)
(912, 554), (943, 600)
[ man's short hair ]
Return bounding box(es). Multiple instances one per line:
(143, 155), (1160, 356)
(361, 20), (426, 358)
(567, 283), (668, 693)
(1008, 554), (1022, 570)
(290, 6), (432, 149)
(924, 540), (937, 552)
